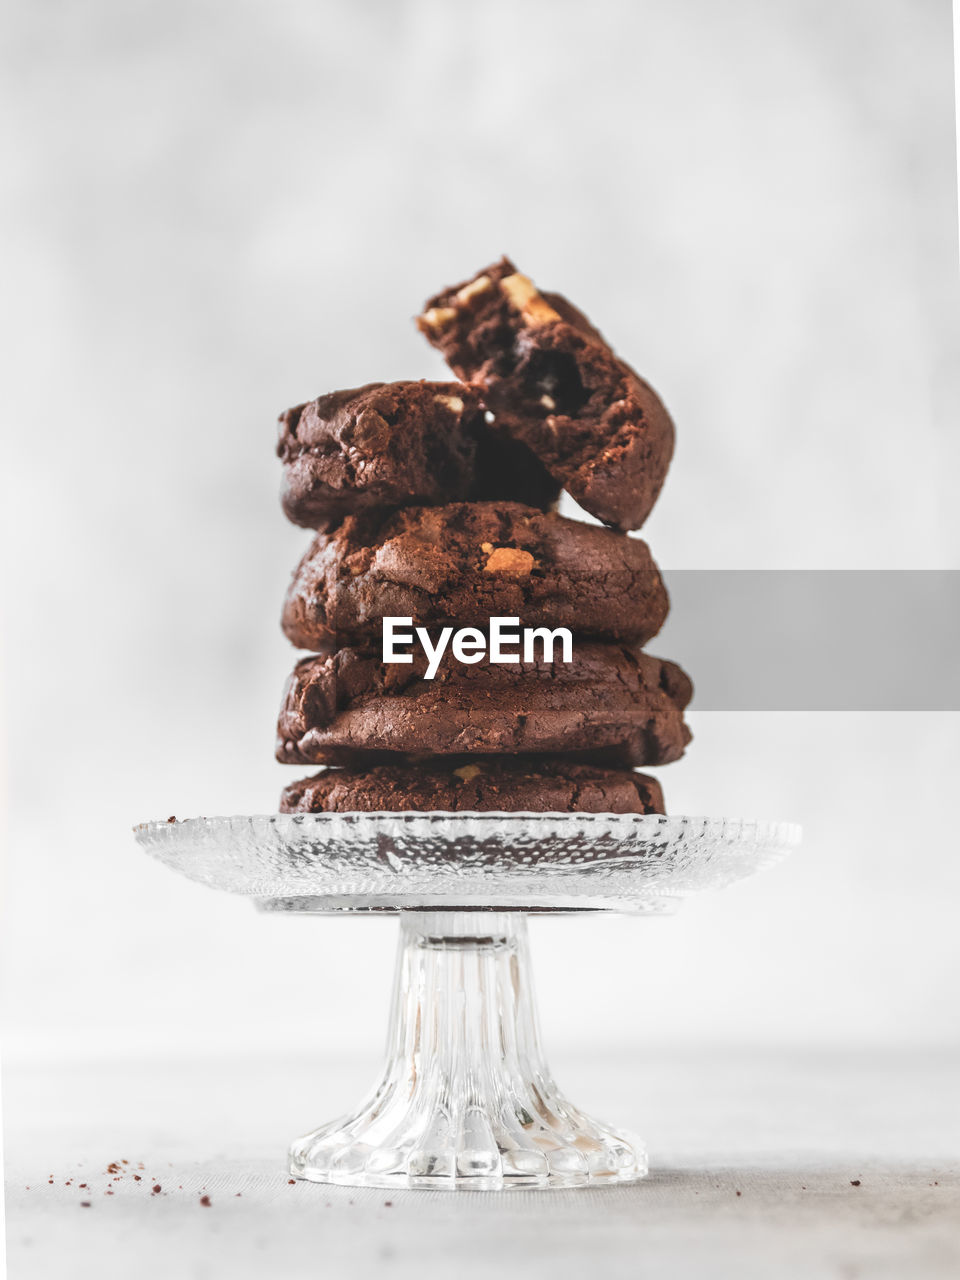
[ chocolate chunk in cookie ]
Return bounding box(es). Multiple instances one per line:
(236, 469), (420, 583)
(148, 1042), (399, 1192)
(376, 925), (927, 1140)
(282, 501), (669, 651)
(418, 258), (674, 531)
(279, 759), (666, 814)
(277, 379), (558, 530)
(276, 642), (692, 766)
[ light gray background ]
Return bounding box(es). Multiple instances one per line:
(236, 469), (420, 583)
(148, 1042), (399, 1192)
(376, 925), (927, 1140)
(2, 0), (959, 1073)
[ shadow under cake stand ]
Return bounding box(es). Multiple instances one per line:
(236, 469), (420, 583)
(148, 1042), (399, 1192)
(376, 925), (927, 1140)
(135, 812), (799, 1191)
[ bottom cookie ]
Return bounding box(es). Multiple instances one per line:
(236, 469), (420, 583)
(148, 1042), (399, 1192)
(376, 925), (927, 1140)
(279, 760), (665, 815)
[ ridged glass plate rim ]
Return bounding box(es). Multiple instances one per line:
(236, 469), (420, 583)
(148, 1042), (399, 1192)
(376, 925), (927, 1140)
(136, 811), (801, 836)
(133, 812), (800, 910)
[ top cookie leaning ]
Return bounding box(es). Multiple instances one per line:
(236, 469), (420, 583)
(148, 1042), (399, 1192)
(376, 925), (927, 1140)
(417, 257), (675, 531)
(278, 259), (674, 533)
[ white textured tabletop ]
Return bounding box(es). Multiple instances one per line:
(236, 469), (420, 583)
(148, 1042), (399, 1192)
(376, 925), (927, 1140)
(4, 1048), (958, 1279)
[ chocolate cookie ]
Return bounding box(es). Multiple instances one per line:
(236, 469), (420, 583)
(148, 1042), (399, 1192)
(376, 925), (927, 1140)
(276, 642), (692, 766)
(279, 760), (666, 814)
(417, 258), (674, 531)
(281, 501), (669, 652)
(277, 379), (557, 529)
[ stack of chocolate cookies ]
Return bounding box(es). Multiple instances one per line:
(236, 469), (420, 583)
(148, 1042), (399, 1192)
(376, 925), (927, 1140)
(275, 258), (692, 815)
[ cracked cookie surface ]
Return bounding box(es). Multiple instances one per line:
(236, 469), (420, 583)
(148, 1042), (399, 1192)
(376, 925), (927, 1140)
(281, 501), (669, 651)
(279, 759), (666, 814)
(276, 642), (692, 766)
(277, 379), (558, 530)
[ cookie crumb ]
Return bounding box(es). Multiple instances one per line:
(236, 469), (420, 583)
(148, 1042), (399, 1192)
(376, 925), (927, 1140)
(80, 1202), (91, 1208)
(167, 816), (176, 823)
(152, 1184), (161, 1194)
(288, 1179), (296, 1185)
(199, 1195), (211, 1207)
(850, 1180), (861, 1187)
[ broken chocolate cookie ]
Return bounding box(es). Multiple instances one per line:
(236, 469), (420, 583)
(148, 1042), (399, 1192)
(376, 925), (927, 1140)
(277, 379), (557, 529)
(418, 258), (674, 531)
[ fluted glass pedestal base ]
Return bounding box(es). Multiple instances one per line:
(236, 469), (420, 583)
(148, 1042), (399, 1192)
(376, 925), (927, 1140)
(289, 912), (646, 1190)
(135, 813), (800, 1191)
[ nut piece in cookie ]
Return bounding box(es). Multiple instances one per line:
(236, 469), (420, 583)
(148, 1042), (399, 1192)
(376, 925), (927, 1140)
(481, 544), (536, 576)
(279, 760), (667, 815)
(280, 501), (670, 652)
(275, 641), (692, 767)
(417, 258), (674, 531)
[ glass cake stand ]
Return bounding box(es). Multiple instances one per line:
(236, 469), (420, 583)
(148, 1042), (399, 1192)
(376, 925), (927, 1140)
(134, 813), (799, 1191)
